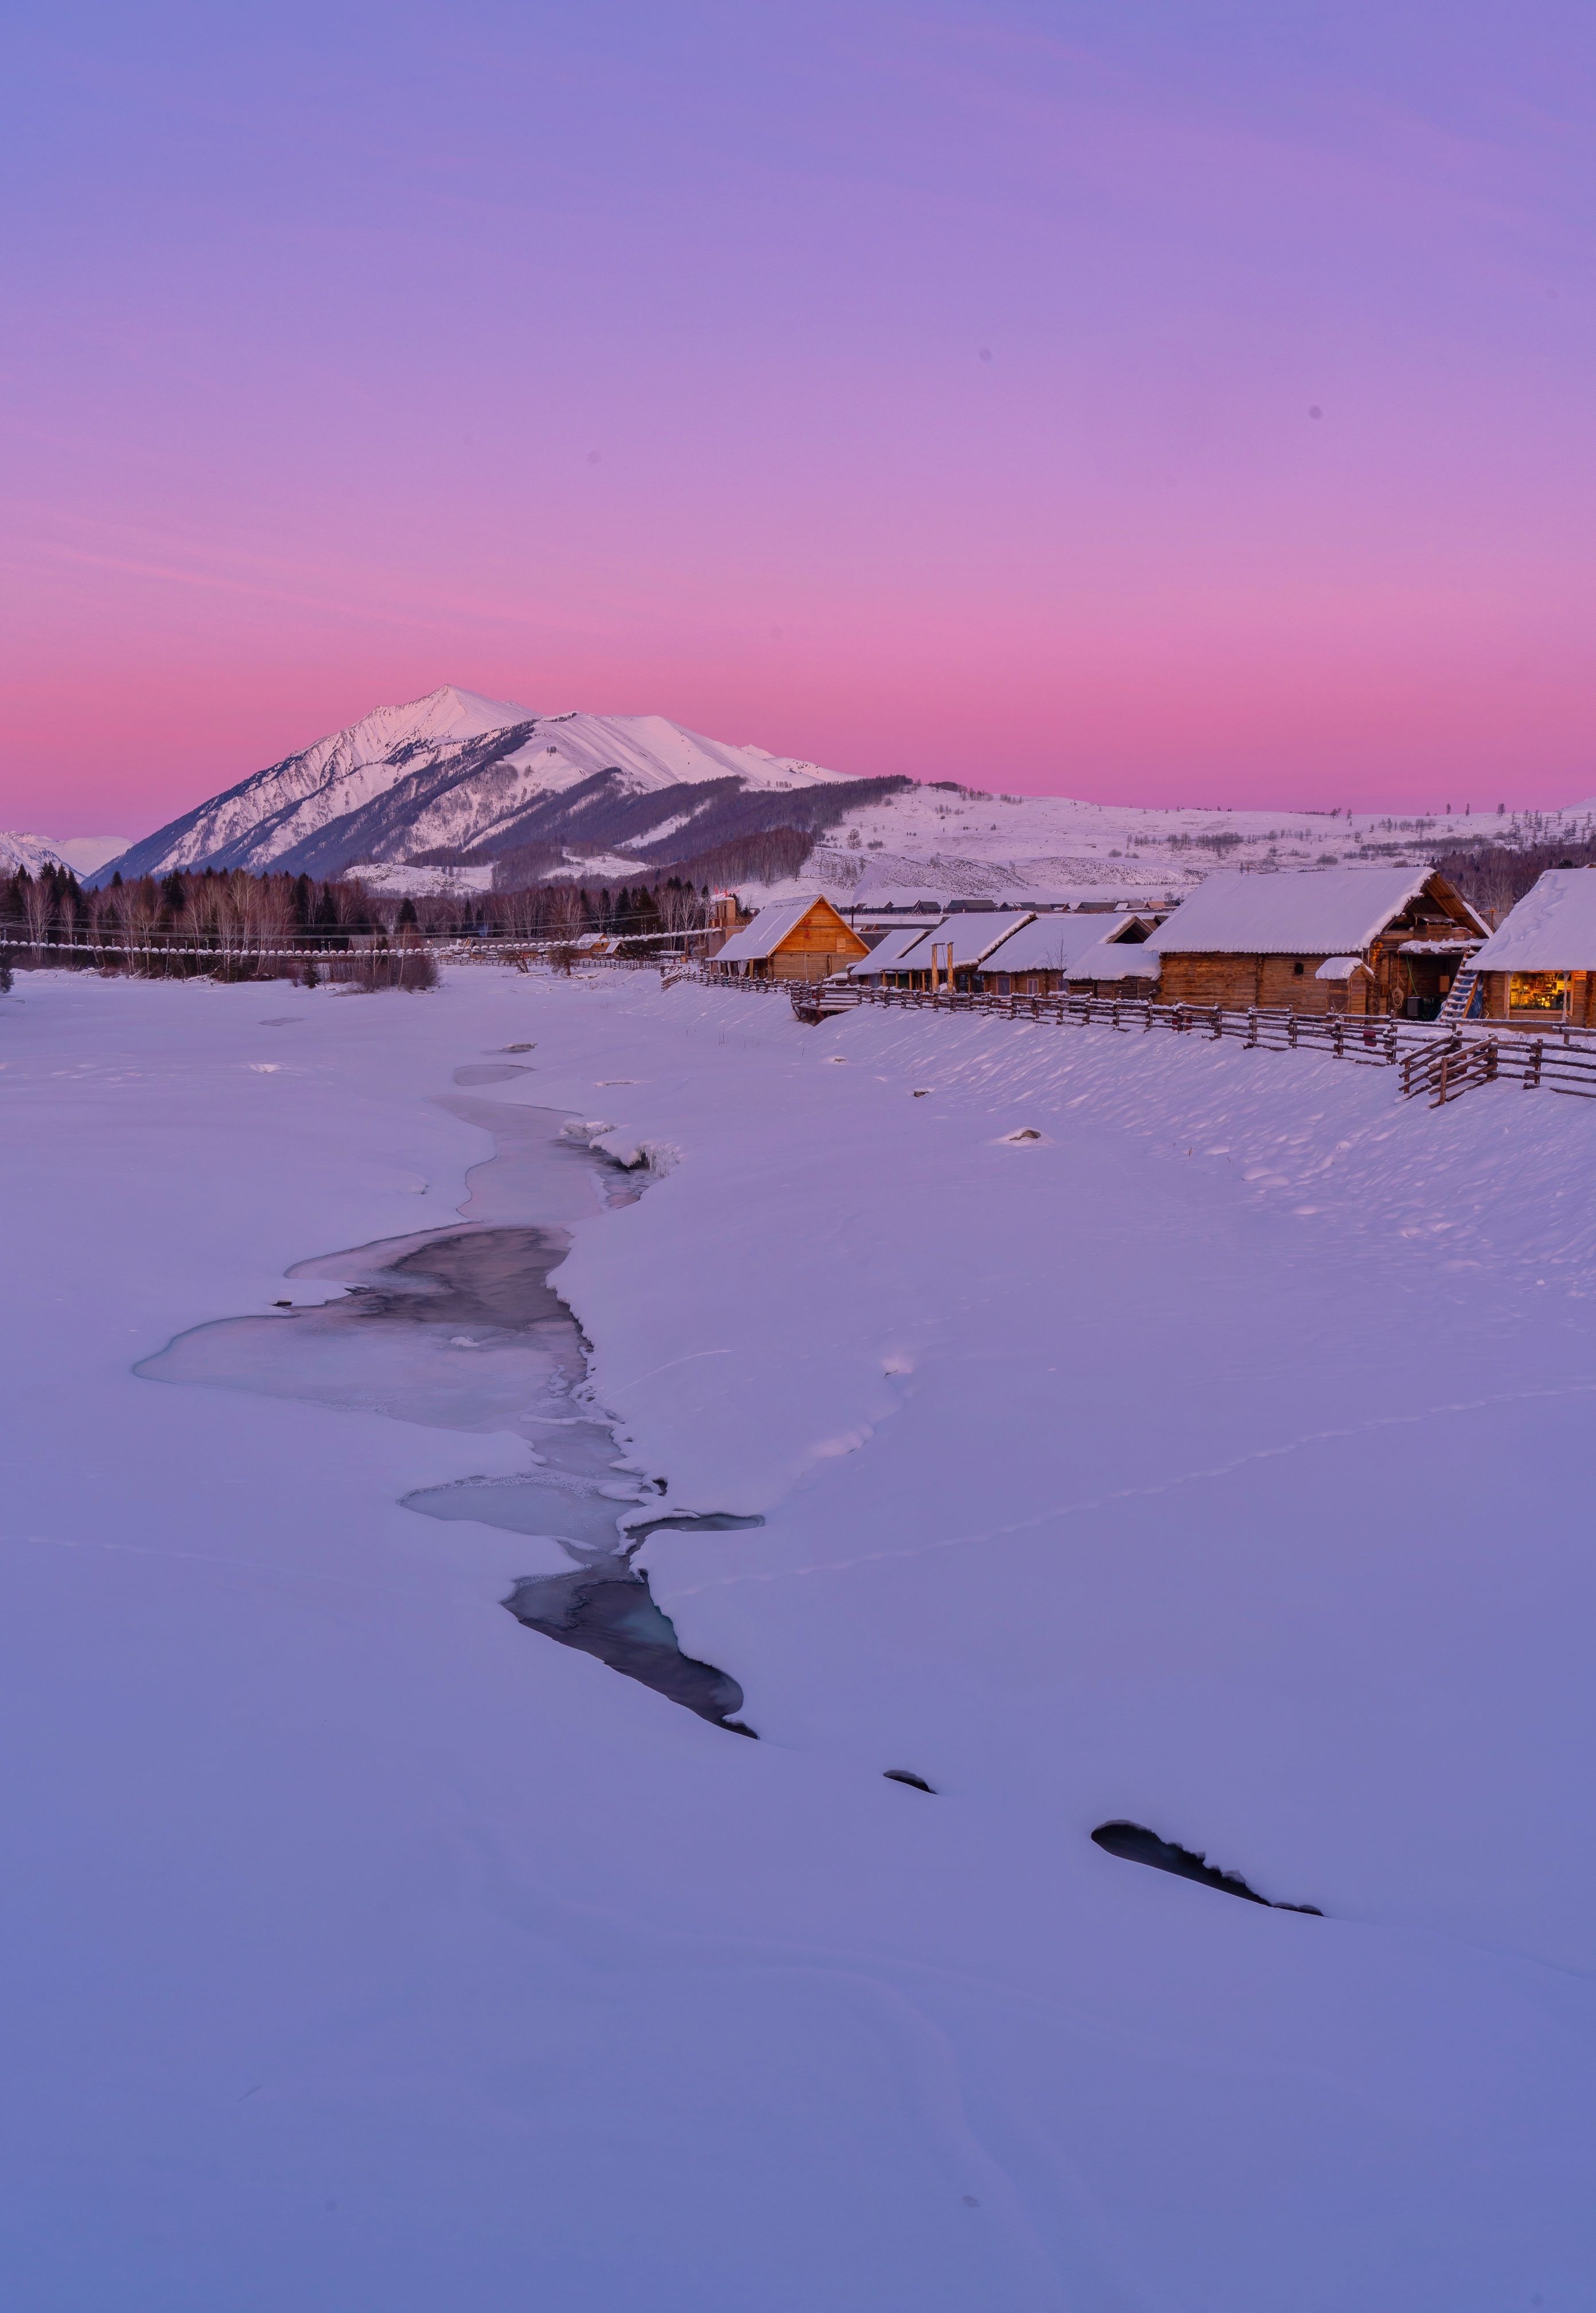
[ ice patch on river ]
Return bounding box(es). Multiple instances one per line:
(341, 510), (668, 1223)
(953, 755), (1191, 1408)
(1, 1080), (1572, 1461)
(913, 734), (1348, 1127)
(135, 1092), (757, 1727)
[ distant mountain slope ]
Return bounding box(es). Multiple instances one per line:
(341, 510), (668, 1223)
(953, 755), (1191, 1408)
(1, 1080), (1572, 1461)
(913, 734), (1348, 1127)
(94, 682), (1596, 905)
(0, 833), (129, 878)
(1, 833), (69, 877)
(99, 686), (859, 883)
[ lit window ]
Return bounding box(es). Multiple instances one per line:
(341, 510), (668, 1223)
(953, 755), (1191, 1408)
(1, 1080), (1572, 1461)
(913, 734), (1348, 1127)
(1509, 972), (1568, 1012)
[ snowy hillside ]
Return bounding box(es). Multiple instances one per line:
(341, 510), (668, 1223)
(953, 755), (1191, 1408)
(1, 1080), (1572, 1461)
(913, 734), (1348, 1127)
(0, 831), (67, 876)
(746, 788), (1596, 909)
(101, 686), (856, 885)
(0, 831), (128, 878)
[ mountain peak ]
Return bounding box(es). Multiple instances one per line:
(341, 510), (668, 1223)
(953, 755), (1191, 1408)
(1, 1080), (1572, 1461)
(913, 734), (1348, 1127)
(95, 692), (860, 885)
(334, 684), (535, 753)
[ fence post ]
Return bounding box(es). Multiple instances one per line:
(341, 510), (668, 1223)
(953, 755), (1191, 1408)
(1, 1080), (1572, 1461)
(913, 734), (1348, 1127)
(1527, 1037), (1544, 1091)
(1210, 1004), (1223, 1039)
(1245, 1006), (1258, 1047)
(1333, 1016), (1344, 1060)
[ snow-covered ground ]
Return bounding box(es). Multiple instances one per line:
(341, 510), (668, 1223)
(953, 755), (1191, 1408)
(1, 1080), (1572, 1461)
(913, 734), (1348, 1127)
(2, 964), (1593, 2309)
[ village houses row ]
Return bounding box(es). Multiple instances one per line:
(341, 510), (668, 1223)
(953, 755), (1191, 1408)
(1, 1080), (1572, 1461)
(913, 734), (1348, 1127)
(702, 864), (1596, 1030)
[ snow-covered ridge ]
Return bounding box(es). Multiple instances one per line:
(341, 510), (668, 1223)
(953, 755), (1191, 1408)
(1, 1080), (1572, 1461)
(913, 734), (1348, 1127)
(99, 686), (857, 884)
(1, 832), (67, 877)
(0, 831), (130, 878)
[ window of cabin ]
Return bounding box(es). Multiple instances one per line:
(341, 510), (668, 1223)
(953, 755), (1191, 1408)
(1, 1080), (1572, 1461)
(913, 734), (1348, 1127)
(996, 974), (1011, 995)
(1510, 972), (1568, 1013)
(1291, 959), (1305, 976)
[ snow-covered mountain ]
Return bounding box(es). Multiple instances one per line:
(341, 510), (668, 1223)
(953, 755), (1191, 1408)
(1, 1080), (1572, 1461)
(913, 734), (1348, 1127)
(0, 831), (130, 878)
(101, 686), (859, 885)
(0, 832), (67, 877)
(95, 680), (1596, 902)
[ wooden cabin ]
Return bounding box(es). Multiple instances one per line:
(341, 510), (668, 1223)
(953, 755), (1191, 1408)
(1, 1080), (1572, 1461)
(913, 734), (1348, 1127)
(846, 922), (937, 986)
(940, 913), (1036, 992)
(844, 912), (1035, 992)
(1145, 867), (1486, 1018)
(1465, 869), (1596, 1030)
(1066, 922), (1162, 1000)
(707, 893), (870, 982)
(975, 911), (1159, 998)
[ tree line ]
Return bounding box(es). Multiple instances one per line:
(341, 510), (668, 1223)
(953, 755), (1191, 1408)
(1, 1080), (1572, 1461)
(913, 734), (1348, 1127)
(0, 862), (718, 984)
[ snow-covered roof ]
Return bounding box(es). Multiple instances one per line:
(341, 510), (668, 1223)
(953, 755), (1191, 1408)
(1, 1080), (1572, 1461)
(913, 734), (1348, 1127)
(928, 912), (1035, 965)
(848, 924), (935, 976)
(979, 912), (1146, 975)
(714, 894), (838, 964)
(1146, 866), (1481, 956)
(1314, 956), (1371, 982)
(1469, 871), (1596, 972)
(1071, 934), (1162, 982)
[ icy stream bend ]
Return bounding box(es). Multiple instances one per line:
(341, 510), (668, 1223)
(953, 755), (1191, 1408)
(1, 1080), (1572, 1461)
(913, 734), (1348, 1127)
(136, 1084), (760, 1732)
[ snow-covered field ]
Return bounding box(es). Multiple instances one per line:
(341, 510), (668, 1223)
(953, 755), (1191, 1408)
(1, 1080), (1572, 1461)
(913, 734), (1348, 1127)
(2, 963), (1593, 2309)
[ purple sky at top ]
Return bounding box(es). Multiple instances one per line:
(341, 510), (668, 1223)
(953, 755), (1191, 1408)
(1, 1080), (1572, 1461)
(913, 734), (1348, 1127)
(5, 0), (1596, 833)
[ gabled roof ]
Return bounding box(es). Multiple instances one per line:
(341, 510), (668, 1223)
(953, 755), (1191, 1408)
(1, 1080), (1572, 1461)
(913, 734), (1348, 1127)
(1146, 866), (1484, 956)
(1069, 931), (1162, 981)
(1470, 869), (1596, 972)
(982, 912), (1149, 975)
(926, 911), (1035, 965)
(848, 924), (936, 976)
(714, 893), (848, 964)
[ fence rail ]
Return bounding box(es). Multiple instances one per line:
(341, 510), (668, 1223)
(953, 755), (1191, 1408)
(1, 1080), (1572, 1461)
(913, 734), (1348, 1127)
(685, 968), (1596, 1105)
(0, 927), (703, 968)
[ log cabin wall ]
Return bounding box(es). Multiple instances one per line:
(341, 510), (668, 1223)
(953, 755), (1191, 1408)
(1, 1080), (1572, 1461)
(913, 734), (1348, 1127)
(1160, 953), (1349, 1011)
(772, 947), (861, 980)
(1157, 955), (1262, 1009)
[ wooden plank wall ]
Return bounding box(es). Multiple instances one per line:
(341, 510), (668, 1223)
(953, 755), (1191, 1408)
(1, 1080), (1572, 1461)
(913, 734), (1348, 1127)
(1159, 954), (1368, 1015)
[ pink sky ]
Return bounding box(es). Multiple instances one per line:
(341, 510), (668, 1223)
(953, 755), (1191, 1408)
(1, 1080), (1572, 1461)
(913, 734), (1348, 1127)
(5, 2), (1595, 835)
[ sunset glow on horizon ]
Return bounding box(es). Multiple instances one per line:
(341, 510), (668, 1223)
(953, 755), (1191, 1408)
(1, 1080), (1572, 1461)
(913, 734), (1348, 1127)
(6, 1), (1596, 835)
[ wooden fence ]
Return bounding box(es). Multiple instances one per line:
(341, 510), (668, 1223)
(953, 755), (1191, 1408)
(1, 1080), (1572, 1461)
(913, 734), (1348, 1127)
(688, 967), (1596, 1105)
